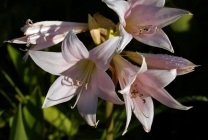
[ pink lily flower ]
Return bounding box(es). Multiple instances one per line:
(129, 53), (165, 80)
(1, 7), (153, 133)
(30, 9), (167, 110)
(28, 31), (123, 127)
(125, 51), (198, 75)
(112, 54), (192, 135)
(6, 19), (88, 53)
(103, 0), (191, 52)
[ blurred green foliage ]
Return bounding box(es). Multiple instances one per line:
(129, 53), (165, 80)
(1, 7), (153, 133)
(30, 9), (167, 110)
(0, 0), (208, 140)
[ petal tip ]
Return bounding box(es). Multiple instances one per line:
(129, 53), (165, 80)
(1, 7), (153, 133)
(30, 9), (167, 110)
(144, 126), (151, 133)
(122, 129), (128, 136)
(185, 106), (193, 110)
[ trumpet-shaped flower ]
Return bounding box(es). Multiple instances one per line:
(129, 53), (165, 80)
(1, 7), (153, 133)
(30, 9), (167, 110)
(103, 0), (191, 52)
(125, 51), (198, 75)
(28, 31), (123, 127)
(112, 54), (192, 135)
(6, 19), (88, 59)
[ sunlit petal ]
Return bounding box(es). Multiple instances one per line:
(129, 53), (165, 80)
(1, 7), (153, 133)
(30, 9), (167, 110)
(92, 69), (123, 104)
(134, 29), (174, 52)
(22, 21), (88, 35)
(62, 31), (89, 63)
(137, 82), (192, 110)
(42, 76), (77, 108)
(132, 96), (154, 132)
(122, 95), (133, 135)
(102, 0), (130, 26)
(117, 25), (133, 53)
(77, 86), (98, 127)
(129, 0), (165, 7)
(89, 36), (121, 70)
(140, 69), (177, 88)
(129, 5), (190, 28)
(29, 50), (71, 75)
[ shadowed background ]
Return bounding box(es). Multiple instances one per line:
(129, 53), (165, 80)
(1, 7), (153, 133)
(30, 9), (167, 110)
(0, 0), (208, 140)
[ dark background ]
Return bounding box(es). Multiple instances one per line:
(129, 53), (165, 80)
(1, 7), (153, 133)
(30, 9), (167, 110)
(0, 0), (208, 139)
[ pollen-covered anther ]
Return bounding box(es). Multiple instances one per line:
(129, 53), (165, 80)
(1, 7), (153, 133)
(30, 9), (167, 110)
(76, 79), (82, 86)
(26, 38), (31, 47)
(26, 19), (33, 26)
(135, 25), (158, 35)
(142, 99), (146, 104)
(61, 77), (74, 87)
(130, 89), (139, 98)
(139, 94), (143, 97)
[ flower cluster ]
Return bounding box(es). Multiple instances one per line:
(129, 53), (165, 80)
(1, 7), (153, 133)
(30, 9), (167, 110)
(7, 0), (197, 135)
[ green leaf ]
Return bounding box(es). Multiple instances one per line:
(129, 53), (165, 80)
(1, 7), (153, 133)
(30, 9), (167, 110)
(22, 87), (44, 140)
(10, 104), (28, 140)
(7, 44), (25, 74)
(170, 14), (193, 32)
(0, 110), (4, 116)
(7, 44), (31, 85)
(43, 105), (78, 136)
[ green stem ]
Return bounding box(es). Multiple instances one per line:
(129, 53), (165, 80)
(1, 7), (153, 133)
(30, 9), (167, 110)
(1, 69), (25, 102)
(0, 89), (16, 108)
(106, 101), (114, 140)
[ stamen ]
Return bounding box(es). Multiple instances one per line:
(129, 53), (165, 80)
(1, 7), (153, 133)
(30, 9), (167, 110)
(134, 25), (158, 35)
(139, 94), (143, 97)
(85, 83), (88, 89)
(19, 48), (28, 52)
(61, 77), (74, 87)
(76, 79), (82, 86)
(94, 120), (100, 128)
(26, 19), (33, 26)
(142, 99), (146, 104)
(71, 89), (82, 109)
(47, 93), (75, 101)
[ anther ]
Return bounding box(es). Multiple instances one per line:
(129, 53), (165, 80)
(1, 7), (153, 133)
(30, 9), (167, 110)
(76, 80), (82, 86)
(26, 19), (33, 26)
(85, 83), (88, 89)
(139, 94), (143, 97)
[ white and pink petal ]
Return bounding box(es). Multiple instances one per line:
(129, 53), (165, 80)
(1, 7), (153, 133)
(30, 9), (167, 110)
(42, 76), (77, 108)
(62, 31), (89, 63)
(89, 36), (121, 70)
(29, 50), (71, 75)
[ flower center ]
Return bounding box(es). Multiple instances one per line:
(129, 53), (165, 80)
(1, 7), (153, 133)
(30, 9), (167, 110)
(125, 23), (159, 36)
(61, 59), (96, 90)
(130, 83), (146, 103)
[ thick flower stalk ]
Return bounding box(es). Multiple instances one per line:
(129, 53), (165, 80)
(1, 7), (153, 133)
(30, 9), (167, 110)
(112, 54), (192, 135)
(103, 0), (191, 52)
(28, 31), (123, 127)
(6, 19), (88, 52)
(125, 51), (198, 75)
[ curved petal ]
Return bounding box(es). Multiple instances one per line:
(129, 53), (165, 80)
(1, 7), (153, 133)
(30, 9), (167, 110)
(132, 96), (154, 132)
(89, 36), (121, 71)
(42, 76), (77, 108)
(29, 50), (71, 75)
(77, 86), (98, 127)
(129, 0), (165, 7)
(129, 5), (190, 28)
(117, 24), (133, 53)
(113, 55), (138, 90)
(137, 82), (192, 110)
(62, 31), (89, 63)
(140, 53), (198, 75)
(22, 21), (87, 35)
(102, 0), (130, 26)
(92, 68), (123, 104)
(5, 36), (28, 44)
(141, 69), (177, 88)
(134, 29), (174, 52)
(28, 33), (66, 50)
(122, 95), (133, 135)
